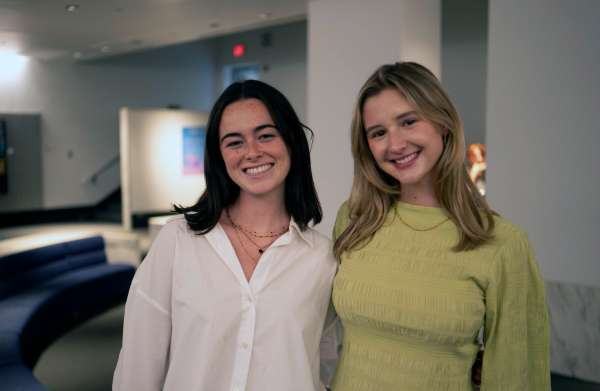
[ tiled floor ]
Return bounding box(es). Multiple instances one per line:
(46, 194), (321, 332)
(32, 304), (600, 391)
(33, 305), (126, 391)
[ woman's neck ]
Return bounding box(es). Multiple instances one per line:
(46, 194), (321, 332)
(227, 191), (290, 234)
(399, 181), (441, 208)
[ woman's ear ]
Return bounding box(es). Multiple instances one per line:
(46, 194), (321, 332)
(442, 129), (449, 146)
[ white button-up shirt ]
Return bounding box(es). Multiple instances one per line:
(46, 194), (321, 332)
(113, 215), (339, 391)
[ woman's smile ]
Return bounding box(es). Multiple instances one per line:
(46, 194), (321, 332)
(243, 163), (274, 176)
(391, 151), (421, 168)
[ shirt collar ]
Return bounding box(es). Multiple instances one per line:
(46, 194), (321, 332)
(289, 218), (314, 247)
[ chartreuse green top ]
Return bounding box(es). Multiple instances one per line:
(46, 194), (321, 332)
(331, 201), (550, 391)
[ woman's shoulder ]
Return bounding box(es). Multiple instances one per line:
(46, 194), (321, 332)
(149, 215), (200, 252)
(301, 225), (334, 254)
(164, 214), (190, 228)
(484, 213), (535, 263)
(333, 201), (351, 239)
(136, 217), (188, 287)
(288, 225), (337, 271)
(483, 214), (545, 285)
(490, 213), (530, 244)
(308, 227), (333, 245)
(162, 214), (200, 235)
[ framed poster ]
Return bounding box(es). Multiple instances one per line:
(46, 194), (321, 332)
(0, 119), (6, 193)
(182, 126), (206, 175)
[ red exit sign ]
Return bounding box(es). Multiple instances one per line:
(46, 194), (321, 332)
(233, 44), (245, 57)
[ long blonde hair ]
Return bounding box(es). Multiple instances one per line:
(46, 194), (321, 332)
(334, 62), (495, 259)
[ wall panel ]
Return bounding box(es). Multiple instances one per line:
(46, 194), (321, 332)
(0, 114), (43, 213)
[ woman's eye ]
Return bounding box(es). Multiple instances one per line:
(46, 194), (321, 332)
(404, 119), (417, 126)
(259, 133), (275, 141)
(372, 130), (385, 138)
(226, 140), (242, 148)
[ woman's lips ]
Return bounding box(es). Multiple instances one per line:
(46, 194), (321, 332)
(391, 151), (420, 168)
(243, 163), (273, 176)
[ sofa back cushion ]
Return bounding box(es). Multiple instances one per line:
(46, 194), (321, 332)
(0, 236), (106, 300)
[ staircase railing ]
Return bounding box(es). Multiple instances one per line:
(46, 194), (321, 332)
(81, 155), (120, 186)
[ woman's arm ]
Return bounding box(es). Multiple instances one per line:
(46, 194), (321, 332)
(113, 222), (178, 390)
(320, 298), (343, 387)
(481, 232), (551, 390)
(319, 204), (350, 389)
(112, 275), (172, 390)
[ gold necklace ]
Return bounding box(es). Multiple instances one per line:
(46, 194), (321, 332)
(394, 202), (450, 232)
(226, 207), (289, 238)
(237, 226), (280, 254)
(231, 225), (260, 263)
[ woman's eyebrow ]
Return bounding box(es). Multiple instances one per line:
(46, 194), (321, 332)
(220, 132), (242, 144)
(254, 124), (278, 132)
(364, 111), (417, 133)
(220, 124), (278, 144)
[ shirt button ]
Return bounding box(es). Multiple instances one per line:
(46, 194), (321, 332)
(242, 342), (248, 348)
(247, 296), (253, 302)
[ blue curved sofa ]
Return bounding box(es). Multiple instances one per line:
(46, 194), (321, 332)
(0, 235), (136, 390)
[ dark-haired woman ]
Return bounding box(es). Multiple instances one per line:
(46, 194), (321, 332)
(330, 62), (550, 390)
(113, 80), (338, 391)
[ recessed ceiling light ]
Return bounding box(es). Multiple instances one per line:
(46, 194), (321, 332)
(73, 52), (82, 58)
(65, 5), (79, 11)
(209, 23), (220, 29)
(101, 46), (111, 52)
(259, 12), (273, 19)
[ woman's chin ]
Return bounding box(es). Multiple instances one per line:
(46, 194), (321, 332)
(238, 182), (285, 198)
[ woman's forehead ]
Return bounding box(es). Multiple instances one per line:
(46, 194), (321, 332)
(219, 99), (274, 133)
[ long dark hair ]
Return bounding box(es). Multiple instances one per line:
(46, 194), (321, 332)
(173, 80), (322, 234)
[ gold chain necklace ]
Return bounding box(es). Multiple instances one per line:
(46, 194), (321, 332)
(237, 226), (279, 254)
(394, 202), (450, 232)
(231, 225), (260, 263)
(227, 207), (288, 238)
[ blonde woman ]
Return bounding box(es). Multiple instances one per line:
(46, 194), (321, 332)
(330, 63), (550, 390)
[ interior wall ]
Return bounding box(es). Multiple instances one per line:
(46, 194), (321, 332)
(120, 108), (209, 230)
(213, 21), (308, 122)
(441, 0), (488, 146)
(399, 0), (442, 79)
(0, 40), (217, 211)
(486, 0), (600, 287)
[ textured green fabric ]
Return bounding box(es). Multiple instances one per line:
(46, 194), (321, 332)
(331, 201), (550, 391)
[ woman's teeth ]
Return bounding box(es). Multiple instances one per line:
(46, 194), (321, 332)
(395, 152), (419, 164)
(246, 164), (272, 175)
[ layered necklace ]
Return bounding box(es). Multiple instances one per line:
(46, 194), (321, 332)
(226, 207), (289, 263)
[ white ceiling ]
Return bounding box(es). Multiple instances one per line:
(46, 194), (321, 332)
(0, 0), (308, 61)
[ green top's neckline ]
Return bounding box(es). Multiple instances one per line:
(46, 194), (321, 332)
(390, 201), (450, 231)
(395, 200), (446, 214)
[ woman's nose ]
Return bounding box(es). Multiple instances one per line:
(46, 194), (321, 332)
(389, 130), (407, 152)
(246, 140), (263, 159)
